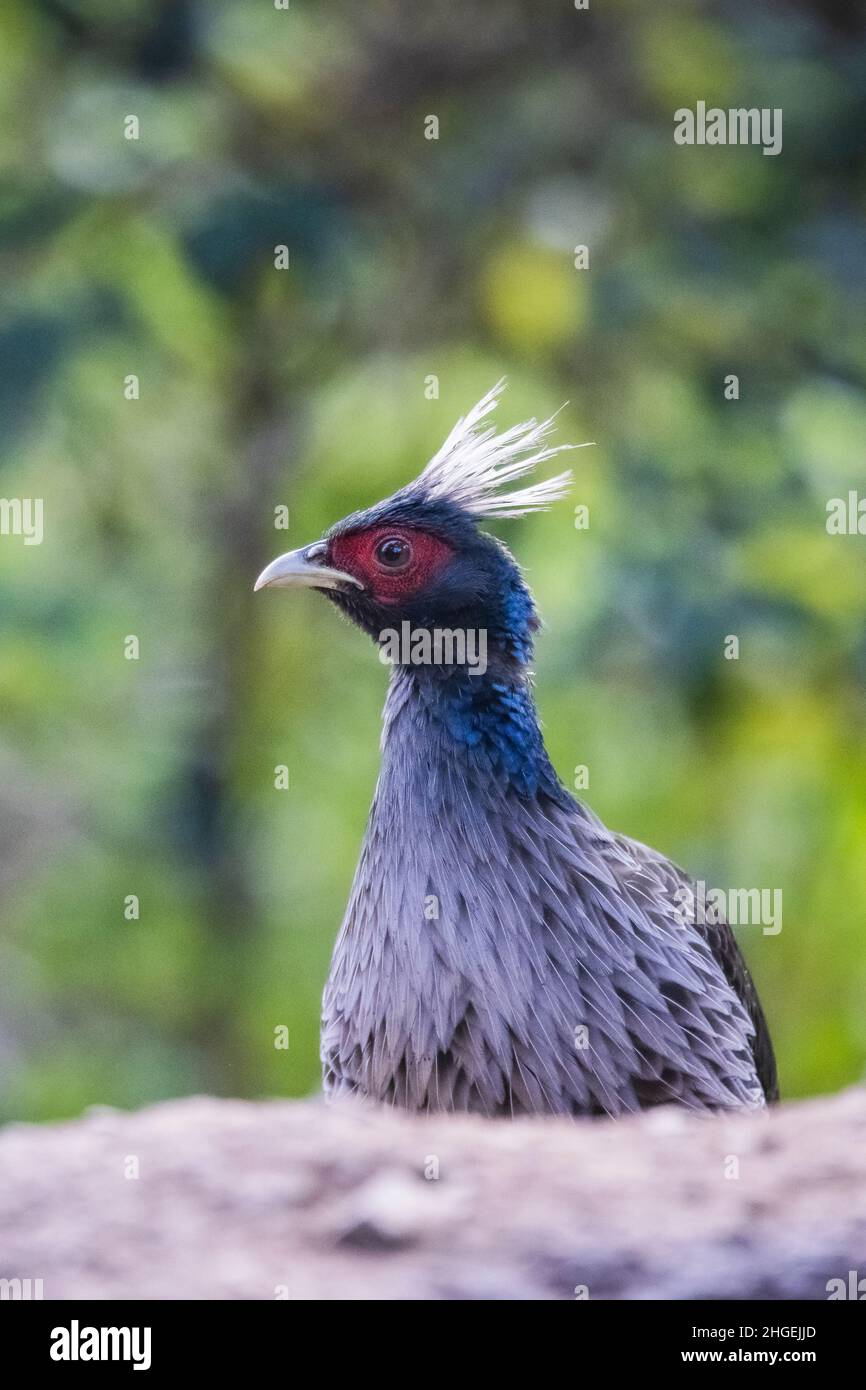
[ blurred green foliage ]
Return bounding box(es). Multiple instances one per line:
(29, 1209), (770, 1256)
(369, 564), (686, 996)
(1, 0), (865, 1122)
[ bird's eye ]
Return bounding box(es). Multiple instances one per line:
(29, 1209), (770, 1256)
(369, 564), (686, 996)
(374, 536), (413, 570)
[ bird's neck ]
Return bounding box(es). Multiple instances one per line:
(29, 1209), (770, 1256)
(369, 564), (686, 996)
(381, 664), (569, 803)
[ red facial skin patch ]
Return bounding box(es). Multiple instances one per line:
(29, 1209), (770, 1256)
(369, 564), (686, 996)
(328, 526), (454, 605)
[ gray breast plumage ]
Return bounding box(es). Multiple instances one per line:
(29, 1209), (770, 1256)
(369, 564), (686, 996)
(321, 674), (768, 1117)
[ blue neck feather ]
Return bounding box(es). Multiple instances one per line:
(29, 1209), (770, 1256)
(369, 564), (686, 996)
(434, 674), (565, 800)
(387, 643), (569, 807)
(381, 552), (571, 802)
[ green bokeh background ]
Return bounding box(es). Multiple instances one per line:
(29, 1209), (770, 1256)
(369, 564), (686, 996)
(1, 0), (864, 1122)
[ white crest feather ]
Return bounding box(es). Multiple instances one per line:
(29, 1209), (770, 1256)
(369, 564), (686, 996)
(414, 379), (591, 519)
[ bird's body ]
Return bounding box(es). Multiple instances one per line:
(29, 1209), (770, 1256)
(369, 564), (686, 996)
(256, 383), (777, 1117)
(321, 666), (775, 1115)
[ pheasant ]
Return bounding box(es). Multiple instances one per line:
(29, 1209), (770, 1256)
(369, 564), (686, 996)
(255, 383), (778, 1117)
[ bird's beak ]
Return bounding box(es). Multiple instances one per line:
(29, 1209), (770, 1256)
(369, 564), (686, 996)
(253, 543), (363, 594)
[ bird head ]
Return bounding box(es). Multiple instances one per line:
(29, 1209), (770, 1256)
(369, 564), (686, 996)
(254, 381), (586, 675)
